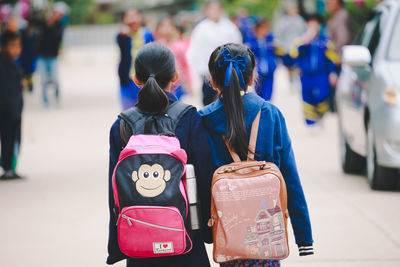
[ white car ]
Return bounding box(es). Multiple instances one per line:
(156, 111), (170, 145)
(336, 0), (400, 190)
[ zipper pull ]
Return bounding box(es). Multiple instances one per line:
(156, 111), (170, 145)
(207, 216), (214, 227)
(122, 215), (133, 226)
(116, 213), (121, 226)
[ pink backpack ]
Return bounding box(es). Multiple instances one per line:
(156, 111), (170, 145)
(112, 102), (194, 258)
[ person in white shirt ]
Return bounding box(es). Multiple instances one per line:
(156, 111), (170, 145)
(187, 0), (242, 105)
(274, 4), (307, 53)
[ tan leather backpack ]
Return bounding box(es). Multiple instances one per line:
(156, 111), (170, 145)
(207, 110), (290, 263)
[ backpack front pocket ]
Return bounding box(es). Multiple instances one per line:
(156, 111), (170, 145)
(117, 206), (187, 258)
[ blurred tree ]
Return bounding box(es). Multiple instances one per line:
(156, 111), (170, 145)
(62, 0), (96, 25)
(220, 0), (280, 19)
(345, 0), (376, 38)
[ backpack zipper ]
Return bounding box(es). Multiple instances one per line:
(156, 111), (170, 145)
(121, 214), (184, 232)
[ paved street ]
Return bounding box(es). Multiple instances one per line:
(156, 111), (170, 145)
(0, 45), (399, 267)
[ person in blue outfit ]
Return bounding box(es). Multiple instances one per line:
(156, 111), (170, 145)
(244, 18), (288, 101)
(290, 13), (339, 126)
(199, 43), (314, 267)
(117, 9), (154, 110)
(107, 43), (213, 267)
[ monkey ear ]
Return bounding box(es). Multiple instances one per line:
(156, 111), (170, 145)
(132, 171), (139, 182)
(164, 170), (171, 182)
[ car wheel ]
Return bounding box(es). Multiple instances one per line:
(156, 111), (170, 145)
(366, 122), (399, 190)
(340, 124), (365, 174)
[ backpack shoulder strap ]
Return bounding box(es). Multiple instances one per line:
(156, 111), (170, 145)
(247, 110), (261, 161)
(166, 101), (195, 131)
(119, 107), (143, 132)
(118, 107), (144, 143)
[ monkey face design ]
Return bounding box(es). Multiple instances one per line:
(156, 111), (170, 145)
(132, 164), (171, 197)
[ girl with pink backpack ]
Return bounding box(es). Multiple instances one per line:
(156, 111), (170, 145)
(199, 43), (314, 266)
(107, 42), (213, 267)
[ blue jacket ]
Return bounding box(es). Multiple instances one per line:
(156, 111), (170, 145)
(107, 92), (213, 266)
(199, 92), (313, 246)
(290, 33), (338, 76)
(117, 29), (154, 86)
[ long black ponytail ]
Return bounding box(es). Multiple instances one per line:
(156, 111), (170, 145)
(208, 43), (256, 160)
(134, 42), (176, 114)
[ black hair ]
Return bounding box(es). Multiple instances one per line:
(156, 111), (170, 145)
(208, 43), (256, 160)
(1, 31), (20, 48)
(306, 13), (325, 25)
(254, 17), (269, 29)
(339, 0), (345, 7)
(134, 42), (176, 114)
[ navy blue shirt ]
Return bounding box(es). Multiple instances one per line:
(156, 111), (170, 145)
(199, 92), (313, 247)
(107, 93), (213, 266)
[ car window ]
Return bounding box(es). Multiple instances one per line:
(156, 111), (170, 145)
(359, 13), (381, 58)
(388, 12), (400, 60)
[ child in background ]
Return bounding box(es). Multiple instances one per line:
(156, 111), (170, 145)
(36, 2), (68, 107)
(155, 17), (193, 99)
(0, 31), (24, 179)
(117, 9), (154, 110)
(19, 11), (39, 93)
(244, 18), (288, 101)
(290, 13), (339, 126)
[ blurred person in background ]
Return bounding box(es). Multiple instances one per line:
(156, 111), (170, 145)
(233, 7), (254, 41)
(155, 17), (193, 99)
(274, 3), (306, 92)
(187, 0), (242, 106)
(117, 8), (154, 110)
(325, 0), (350, 59)
(275, 3), (307, 53)
(19, 11), (40, 93)
(36, 2), (69, 108)
(290, 13), (339, 128)
(0, 31), (24, 180)
(244, 18), (288, 101)
(325, 0), (350, 112)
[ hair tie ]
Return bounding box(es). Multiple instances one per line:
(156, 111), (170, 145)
(217, 49), (248, 90)
(149, 74), (156, 78)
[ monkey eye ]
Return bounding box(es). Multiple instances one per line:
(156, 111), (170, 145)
(153, 171), (159, 178)
(143, 172), (149, 178)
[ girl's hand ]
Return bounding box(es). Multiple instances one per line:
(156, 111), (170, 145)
(21, 79), (28, 91)
(120, 25), (130, 36)
(301, 28), (318, 44)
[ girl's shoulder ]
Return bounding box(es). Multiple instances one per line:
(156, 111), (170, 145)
(198, 98), (223, 118)
(198, 93), (284, 131)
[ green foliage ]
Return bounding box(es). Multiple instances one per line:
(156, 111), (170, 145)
(221, 0), (280, 19)
(345, 0), (377, 36)
(91, 11), (115, 24)
(62, 0), (96, 25)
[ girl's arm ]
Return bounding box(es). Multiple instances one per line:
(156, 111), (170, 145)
(106, 119), (127, 264)
(274, 109), (314, 255)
